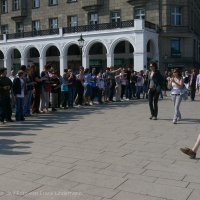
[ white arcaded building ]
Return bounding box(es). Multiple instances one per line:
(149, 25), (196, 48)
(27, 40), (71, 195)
(0, 19), (158, 75)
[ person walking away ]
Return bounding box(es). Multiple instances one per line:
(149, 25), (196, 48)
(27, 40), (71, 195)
(168, 68), (184, 124)
(0, 68), (13, 124)
(147, 62), (164, 120)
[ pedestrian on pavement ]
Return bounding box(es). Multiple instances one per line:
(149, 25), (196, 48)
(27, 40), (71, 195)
(147, 62), (164, 120)
(180, 134), (200, 159)
(168, 68), (184, 124)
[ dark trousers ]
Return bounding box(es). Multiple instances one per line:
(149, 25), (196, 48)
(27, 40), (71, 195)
(109, 86), (115, 101)
(76, 87), (84, 105)
(32, 88), (40, 113)
(148, 89), (159, 117)
(0, 95), (12, 122)
(121, 85), (126, 99)
(61, 91), (69, 108)
(190, 87), (196, 100)
(15, 97), (24, 120)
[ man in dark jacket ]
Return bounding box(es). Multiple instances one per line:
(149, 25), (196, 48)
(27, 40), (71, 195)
(0, 68), (13, 124)
(147, 62), (164, 120)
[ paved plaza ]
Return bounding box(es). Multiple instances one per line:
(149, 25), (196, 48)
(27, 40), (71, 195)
(0, 96), (200, 200)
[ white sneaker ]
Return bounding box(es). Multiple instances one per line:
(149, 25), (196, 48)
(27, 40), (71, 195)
(89, 102), (93, 106)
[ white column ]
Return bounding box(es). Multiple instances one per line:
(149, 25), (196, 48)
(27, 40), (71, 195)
(4, 57), (12, 75)
(21, 57), (28, 66)
(59, 55), (67, 76)
(134, 52), (146, 72)
(82, 52), (89, 69)
(107, 53), (114, 67)
(39, 56), (46, 74)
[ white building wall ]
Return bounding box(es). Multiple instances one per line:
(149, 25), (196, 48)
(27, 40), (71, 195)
(0, 19), (158, 75)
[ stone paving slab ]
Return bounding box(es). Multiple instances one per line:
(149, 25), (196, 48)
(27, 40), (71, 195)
(1, 97), (200, 199)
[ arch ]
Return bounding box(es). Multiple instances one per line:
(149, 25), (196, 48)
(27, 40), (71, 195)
(40, 43), (61, 58)
(23, 45), (40, 58)
(62, 42), (79, 56)
(85, 39), (108, 56)
(109, 37), (135, 55)
(112, 39), (135, 67)
(66, 43), (81, 71)
(5, 47), (22, 71)
(146, 39), (156, 66)
(87, 41), (107, 69)
(45, 45), (60, 74)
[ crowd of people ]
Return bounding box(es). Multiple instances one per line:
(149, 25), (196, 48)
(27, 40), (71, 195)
(1, 62), (200, 159)
(0, 64), (149, 124)
(0, 63), (200, 125)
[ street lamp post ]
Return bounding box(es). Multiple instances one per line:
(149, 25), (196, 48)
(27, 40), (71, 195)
(78, 34), (85, 67)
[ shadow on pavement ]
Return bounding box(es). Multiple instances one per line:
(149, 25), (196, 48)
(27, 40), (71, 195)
(0, 139), (32, 155)
(0, 100), (146, 155)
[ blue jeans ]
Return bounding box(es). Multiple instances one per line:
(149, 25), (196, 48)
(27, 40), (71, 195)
(24, 90), (32, 115)
(16, 97), (24, 120)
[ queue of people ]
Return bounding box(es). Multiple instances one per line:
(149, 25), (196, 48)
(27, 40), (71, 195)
(0, 64), (153, 124)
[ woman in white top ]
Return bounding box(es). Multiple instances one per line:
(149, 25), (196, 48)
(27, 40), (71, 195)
(168, 68), (184, 124)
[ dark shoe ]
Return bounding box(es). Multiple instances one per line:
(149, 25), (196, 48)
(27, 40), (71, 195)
(6, 119), (14, 122)
(180, 147), (196, 159)
(0, 121), (5, 125)
(20, 117), (25, 121)
(52, 108), (57, 111)
(149, 116), (153, 120)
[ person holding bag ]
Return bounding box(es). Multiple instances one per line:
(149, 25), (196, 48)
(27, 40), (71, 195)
(168, 68), (184, 124)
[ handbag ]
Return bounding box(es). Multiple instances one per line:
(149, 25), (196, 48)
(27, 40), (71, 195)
(180, 86), (188, 100)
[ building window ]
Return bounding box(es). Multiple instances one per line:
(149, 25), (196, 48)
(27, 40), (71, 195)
(32, 20), (40, 31)
(13, 0), (20, 11)
(2, 0), (8, 13)
(171, 38), (181, 57)
(16, 22), (23, 32)
(49, 18), (58, 29)
(33, 0), (40, 8)
(67, 0), (77, 2)
(68, 15), (77, 27)
(171, 6), (182, 25)
(49, 0), (58, 6)
(1, 25), (8, 34)
(134, 8), (145, 19)
(88, 13), (98, 25)
(111, 11), (121, 23)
